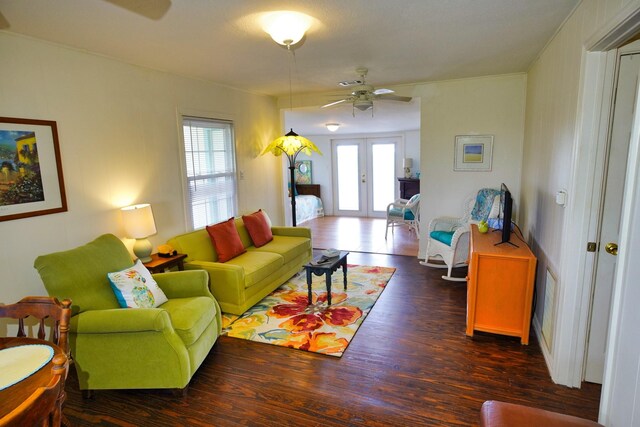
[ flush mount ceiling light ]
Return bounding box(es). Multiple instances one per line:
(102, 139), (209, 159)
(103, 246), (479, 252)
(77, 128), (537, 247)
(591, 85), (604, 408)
(261, 11), (313, 48)
(325, 123), (340, 132)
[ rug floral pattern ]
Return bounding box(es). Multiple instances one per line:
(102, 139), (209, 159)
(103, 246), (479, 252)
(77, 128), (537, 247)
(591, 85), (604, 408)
(221, 264), (396, 357)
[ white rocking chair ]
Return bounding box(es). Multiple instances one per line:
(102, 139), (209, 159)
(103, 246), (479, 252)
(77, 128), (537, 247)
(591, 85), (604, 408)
(421, 188), (501, 281)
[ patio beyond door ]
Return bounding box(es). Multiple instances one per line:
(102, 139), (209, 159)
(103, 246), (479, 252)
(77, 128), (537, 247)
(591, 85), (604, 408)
(332, 137), (401, 218)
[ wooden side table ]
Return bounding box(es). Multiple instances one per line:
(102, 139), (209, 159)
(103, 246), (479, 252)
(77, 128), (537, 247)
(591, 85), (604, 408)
(143, 253), (187, 274)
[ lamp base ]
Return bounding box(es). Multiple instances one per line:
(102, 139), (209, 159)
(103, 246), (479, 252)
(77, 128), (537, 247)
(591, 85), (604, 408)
(404, 167), (412, 178)
(133, 238), (153, 263)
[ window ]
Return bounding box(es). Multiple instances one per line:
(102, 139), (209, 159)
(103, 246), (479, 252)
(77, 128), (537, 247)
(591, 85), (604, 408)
(181, 116), (237, 230)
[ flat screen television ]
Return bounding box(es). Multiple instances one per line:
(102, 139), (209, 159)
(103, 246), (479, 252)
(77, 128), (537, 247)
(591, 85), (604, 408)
(496, 183), (517, 247)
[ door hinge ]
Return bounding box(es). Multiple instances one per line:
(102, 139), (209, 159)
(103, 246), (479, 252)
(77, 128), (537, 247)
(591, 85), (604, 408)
(587, 242), (597, 252)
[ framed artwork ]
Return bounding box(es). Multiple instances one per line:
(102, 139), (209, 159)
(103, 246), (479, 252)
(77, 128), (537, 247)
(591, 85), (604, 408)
(294, 160), (312, 184)
(0, 117), (67, 222)
(454, 135), (494, 171)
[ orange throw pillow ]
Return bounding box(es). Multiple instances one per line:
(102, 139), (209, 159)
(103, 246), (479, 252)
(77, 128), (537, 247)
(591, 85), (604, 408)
(206, 218), (246, 262)
(242, 210), (273, 248)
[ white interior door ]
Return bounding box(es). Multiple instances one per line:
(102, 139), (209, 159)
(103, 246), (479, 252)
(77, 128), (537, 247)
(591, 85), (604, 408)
(584, 47), (640, 383)
(332, 137), (401, 218)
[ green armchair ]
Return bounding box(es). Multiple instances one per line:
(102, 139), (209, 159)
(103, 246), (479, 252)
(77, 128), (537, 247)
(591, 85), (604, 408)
(33, 234), (222, 394)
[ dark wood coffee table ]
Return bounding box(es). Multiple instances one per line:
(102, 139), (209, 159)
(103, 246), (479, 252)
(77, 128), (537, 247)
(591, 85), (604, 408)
(304, 251), (349, 305)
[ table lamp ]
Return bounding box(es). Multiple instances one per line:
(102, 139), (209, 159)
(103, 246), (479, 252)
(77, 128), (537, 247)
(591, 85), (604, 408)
(121, 203), (157, 262)
(403, 158), (413, 178)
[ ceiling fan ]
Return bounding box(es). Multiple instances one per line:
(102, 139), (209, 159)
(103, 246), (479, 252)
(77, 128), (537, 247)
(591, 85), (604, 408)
(321, 67), (412, 114)
(0, 0), (171, 29)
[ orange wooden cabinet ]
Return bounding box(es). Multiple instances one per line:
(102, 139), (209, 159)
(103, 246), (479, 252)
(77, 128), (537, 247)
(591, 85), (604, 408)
(466, 224), (537, 344)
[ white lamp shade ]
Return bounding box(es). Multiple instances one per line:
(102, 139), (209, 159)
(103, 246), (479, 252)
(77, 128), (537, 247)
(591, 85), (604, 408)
(403, 158), (413, 168)
(325, 123), (340, 132)
(262, 11), (312, 46)
(121, 204), (157, 239)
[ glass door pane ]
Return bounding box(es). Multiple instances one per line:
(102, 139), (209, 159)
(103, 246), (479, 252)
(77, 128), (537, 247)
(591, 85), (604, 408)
(336, 144), (360, 211)
(370, 143), (396, 215)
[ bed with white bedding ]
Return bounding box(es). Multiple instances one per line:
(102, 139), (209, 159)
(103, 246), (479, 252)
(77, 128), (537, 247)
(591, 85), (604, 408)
(293, 184), (324, 224)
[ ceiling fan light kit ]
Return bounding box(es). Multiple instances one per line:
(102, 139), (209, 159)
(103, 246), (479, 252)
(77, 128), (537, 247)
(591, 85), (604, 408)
(354, 99), (373, 111)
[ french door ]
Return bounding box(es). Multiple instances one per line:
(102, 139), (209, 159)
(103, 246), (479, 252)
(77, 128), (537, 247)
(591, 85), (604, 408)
(332, 136), (401, 218)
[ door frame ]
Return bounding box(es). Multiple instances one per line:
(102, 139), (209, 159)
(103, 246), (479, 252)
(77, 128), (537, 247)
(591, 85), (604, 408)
(583, 41), (640, 384)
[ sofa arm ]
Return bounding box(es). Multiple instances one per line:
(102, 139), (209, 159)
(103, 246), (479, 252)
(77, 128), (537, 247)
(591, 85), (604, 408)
(153, 270), (212, 299)
(70, 308), (172, 334)
(272, 226), (311, 238)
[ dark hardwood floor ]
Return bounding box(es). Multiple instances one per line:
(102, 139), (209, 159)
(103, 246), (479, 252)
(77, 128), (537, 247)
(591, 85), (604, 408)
(62, 218), (601, 426)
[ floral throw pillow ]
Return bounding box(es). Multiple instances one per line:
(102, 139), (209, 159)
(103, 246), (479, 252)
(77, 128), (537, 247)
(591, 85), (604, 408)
(107, 260), (168, 308)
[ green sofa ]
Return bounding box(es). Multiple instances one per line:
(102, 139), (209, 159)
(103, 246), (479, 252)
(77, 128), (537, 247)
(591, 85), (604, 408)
(33, 234), (222, 393)
(168, 217), (312, 315)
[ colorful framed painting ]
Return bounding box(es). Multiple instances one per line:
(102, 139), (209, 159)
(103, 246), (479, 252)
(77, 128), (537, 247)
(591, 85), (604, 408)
(294, 160), (312, 184)
(0, 117), (67, 222)
(454, 135), (493, 171)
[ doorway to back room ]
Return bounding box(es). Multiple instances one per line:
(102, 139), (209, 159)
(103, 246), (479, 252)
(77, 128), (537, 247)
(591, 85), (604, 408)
(332, 136), (401, 218)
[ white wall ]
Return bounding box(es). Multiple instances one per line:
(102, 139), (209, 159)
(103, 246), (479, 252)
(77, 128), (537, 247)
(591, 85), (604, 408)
(0, 32), (281, 303)
(416, 74), (527, 257)
(522, 0), (640, 391)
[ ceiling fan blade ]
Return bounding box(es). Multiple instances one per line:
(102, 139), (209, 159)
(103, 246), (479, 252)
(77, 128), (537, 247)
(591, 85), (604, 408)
(0, 11), (10, 29)
(321, 99), (350, 108)
(372, 88), (394, 95)
(102, 0), (172, 20)
(375, 94), (413, 102)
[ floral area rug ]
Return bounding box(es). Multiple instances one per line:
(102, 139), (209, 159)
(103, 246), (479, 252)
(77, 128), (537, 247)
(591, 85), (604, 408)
(221, 264), (396, 357)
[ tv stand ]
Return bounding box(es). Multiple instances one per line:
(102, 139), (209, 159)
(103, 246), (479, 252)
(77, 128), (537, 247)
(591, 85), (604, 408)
(466, 224), (536, 344)
(494, 240), (519, 248)
(492, 227), (519, 247)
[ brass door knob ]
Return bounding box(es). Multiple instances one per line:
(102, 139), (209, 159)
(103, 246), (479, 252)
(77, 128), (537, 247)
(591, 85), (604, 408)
(605, 242), (618, 256)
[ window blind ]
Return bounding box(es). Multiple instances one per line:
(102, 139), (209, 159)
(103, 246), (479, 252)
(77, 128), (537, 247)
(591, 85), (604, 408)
(182, 117), (237, 230)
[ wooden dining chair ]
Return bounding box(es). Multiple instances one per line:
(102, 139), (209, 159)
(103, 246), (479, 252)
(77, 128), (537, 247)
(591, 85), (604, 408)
(0, 354), (67, 427)
(0, 296), (72, 427)
(0, 296), (72, 360)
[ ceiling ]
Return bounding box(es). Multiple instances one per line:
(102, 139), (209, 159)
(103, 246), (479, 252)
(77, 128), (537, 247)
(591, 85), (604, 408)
(0, 0), (579, 134)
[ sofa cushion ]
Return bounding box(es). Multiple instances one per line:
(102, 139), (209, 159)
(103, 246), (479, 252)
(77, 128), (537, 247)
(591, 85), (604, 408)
(206, 218), (246, 262)
(242, 210), (273, 247)
(226, 250), (284, 288)
(107, 260), (168, 308)
(159, 296), (217, 346)
(249, 235), (311, 264)
(34, 234), (133, 314)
